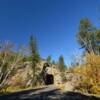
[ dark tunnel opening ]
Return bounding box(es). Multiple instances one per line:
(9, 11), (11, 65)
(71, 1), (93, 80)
(45, 74), (54, 85)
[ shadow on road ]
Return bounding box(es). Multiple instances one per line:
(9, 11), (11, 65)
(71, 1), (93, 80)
(0, 87), (100, 100)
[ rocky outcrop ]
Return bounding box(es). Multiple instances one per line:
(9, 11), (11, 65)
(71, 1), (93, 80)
(62, 71), (85, 91)
(8, 60), (85, 92)
(8, 60), (62, 88)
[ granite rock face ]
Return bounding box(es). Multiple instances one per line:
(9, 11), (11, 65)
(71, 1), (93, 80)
(8, 60), (62, 87)
(8, 60), (84, 92)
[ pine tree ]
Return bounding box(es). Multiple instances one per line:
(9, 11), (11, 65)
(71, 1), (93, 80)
(29, 35), (40, 85)
(52, 60), (56, 64)
(77, 18), (100, 54)
(46, 55), (52, 63)
(58, 55), (65, 71)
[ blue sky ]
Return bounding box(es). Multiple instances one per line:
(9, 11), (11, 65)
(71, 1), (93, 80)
(0, 0), (100, 65)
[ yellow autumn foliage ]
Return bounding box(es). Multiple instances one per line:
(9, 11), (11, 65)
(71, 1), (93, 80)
(71, 52), (100, 94)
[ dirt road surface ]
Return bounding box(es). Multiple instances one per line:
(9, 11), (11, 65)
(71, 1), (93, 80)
(0, 85), (100, 100)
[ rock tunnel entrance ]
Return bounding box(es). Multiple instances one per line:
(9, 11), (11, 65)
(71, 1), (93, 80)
(42, 63), (54, 85)
(45, 74), (54, 85)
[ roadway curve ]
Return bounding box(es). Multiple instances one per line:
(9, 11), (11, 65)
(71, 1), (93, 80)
(0, 85), (99, 100)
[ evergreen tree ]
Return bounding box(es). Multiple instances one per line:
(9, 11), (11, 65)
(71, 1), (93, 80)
(46, 55), (52, 63)
(58, 55), (65, 71)
(29, 35), (40, 85)
(77, 18), (100, 54)
(52, 60), (56, 64)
